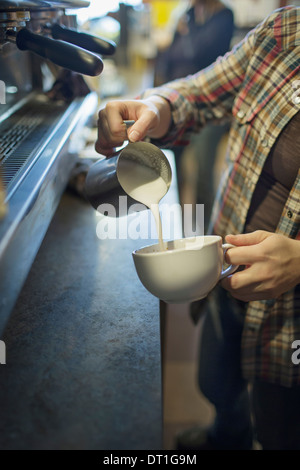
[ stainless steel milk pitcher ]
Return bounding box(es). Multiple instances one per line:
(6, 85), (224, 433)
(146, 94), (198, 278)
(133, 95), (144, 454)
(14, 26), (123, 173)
(84, 138), (172, 217)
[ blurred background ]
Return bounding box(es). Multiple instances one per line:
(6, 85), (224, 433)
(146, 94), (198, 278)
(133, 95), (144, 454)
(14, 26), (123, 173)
(70, 0), (299, 218)
(72, 1), (298, 99)
(1, 0), (297, 451)
(70, 0), (298, 450)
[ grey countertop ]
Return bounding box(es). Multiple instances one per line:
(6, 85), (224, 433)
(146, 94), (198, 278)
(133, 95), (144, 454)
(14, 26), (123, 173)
(0, 150), (181, 450)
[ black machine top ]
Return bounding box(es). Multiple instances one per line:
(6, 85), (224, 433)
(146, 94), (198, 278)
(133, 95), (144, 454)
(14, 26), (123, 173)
(0, 1), (90, 11)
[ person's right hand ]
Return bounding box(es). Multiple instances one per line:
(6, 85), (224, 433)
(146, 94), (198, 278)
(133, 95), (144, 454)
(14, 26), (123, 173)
(95, 95), (171, 156)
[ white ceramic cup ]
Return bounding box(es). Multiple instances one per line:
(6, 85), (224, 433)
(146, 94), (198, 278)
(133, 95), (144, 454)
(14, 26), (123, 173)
(132, 235), (238, 304)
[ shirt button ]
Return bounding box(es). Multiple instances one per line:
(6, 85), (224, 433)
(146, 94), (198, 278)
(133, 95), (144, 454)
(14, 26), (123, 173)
(237, 110), (245, 119)
(261, 139), (269, 147)
(260, 129), (266, 139)
(287, 210), (293, 219)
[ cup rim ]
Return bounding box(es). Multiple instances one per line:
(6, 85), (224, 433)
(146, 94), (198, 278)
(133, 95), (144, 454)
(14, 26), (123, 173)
(132, 235), (222, 256)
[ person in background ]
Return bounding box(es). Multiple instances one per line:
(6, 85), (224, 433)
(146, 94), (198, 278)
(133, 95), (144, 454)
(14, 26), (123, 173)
(154, 0), (234, 231)
(95, 5), (300, 450)
(154, 0), (234, 83)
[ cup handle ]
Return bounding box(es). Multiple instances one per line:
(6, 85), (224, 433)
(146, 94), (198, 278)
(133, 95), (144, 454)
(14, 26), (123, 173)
(219, 243), (238, 280)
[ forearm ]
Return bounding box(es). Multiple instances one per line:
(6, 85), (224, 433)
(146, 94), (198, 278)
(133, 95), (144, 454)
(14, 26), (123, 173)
(141, 36), (254, 147)
(140, 11), (284, 148)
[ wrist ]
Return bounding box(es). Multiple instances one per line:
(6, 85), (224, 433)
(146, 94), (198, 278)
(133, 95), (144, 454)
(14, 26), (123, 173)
(144, 95), (172, 139)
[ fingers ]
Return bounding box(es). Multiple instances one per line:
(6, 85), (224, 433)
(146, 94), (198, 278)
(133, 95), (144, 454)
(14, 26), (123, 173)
(95, 103), (129, 156)
(127, 109), (158, 142)
(221, 232), (296, 302)
(225, 231), (271, 246)
(220, 268), (275, 302)
(95, 99), (159, 156)
(224, 231), (273, 266)
(221, 268), (253, 299)
(225, 244), (262, 266)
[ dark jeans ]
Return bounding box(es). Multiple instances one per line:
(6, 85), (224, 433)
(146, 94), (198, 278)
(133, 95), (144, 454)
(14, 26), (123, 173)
(197, 287), (300, 450)
(252, 380), (300, 450)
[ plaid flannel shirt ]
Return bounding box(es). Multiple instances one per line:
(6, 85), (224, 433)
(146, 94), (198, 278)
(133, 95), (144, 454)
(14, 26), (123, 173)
(144, 7), (300, 387)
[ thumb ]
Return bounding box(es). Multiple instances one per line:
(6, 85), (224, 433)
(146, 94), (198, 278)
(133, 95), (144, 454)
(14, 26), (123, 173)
(127, 112), (158, 143)
(127, 100), (160, 142)
(225, 230), (271, 246)
(127, 119), (148, 142)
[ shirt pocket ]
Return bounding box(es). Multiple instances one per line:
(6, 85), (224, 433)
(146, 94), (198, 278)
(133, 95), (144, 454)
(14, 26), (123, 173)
(232, 47), (300, 125)
(232, 87), (274, 125)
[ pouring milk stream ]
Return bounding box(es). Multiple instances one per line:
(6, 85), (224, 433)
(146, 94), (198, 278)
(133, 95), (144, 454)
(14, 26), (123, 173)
(117, 121), (171, 250)
(117, 158), (168, 251)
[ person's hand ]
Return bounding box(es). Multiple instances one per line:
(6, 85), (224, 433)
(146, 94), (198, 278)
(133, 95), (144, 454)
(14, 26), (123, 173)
(221, 230), (300, 302)
(95, 96), (171, 156)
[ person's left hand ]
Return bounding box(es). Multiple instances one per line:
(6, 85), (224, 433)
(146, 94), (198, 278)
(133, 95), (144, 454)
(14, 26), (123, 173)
(221, 230), (300, 302)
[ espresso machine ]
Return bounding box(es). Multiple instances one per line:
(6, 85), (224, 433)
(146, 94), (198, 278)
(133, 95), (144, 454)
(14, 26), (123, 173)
(0, 0), (116, 335)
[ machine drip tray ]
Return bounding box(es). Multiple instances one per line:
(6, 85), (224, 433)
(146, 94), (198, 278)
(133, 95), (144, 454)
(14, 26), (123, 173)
(0, 91), (98, 334)
(0, 95), (69, 200)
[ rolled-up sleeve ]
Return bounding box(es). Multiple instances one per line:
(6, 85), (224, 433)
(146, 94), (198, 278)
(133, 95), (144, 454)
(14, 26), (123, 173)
(142, 18), (263, 148)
